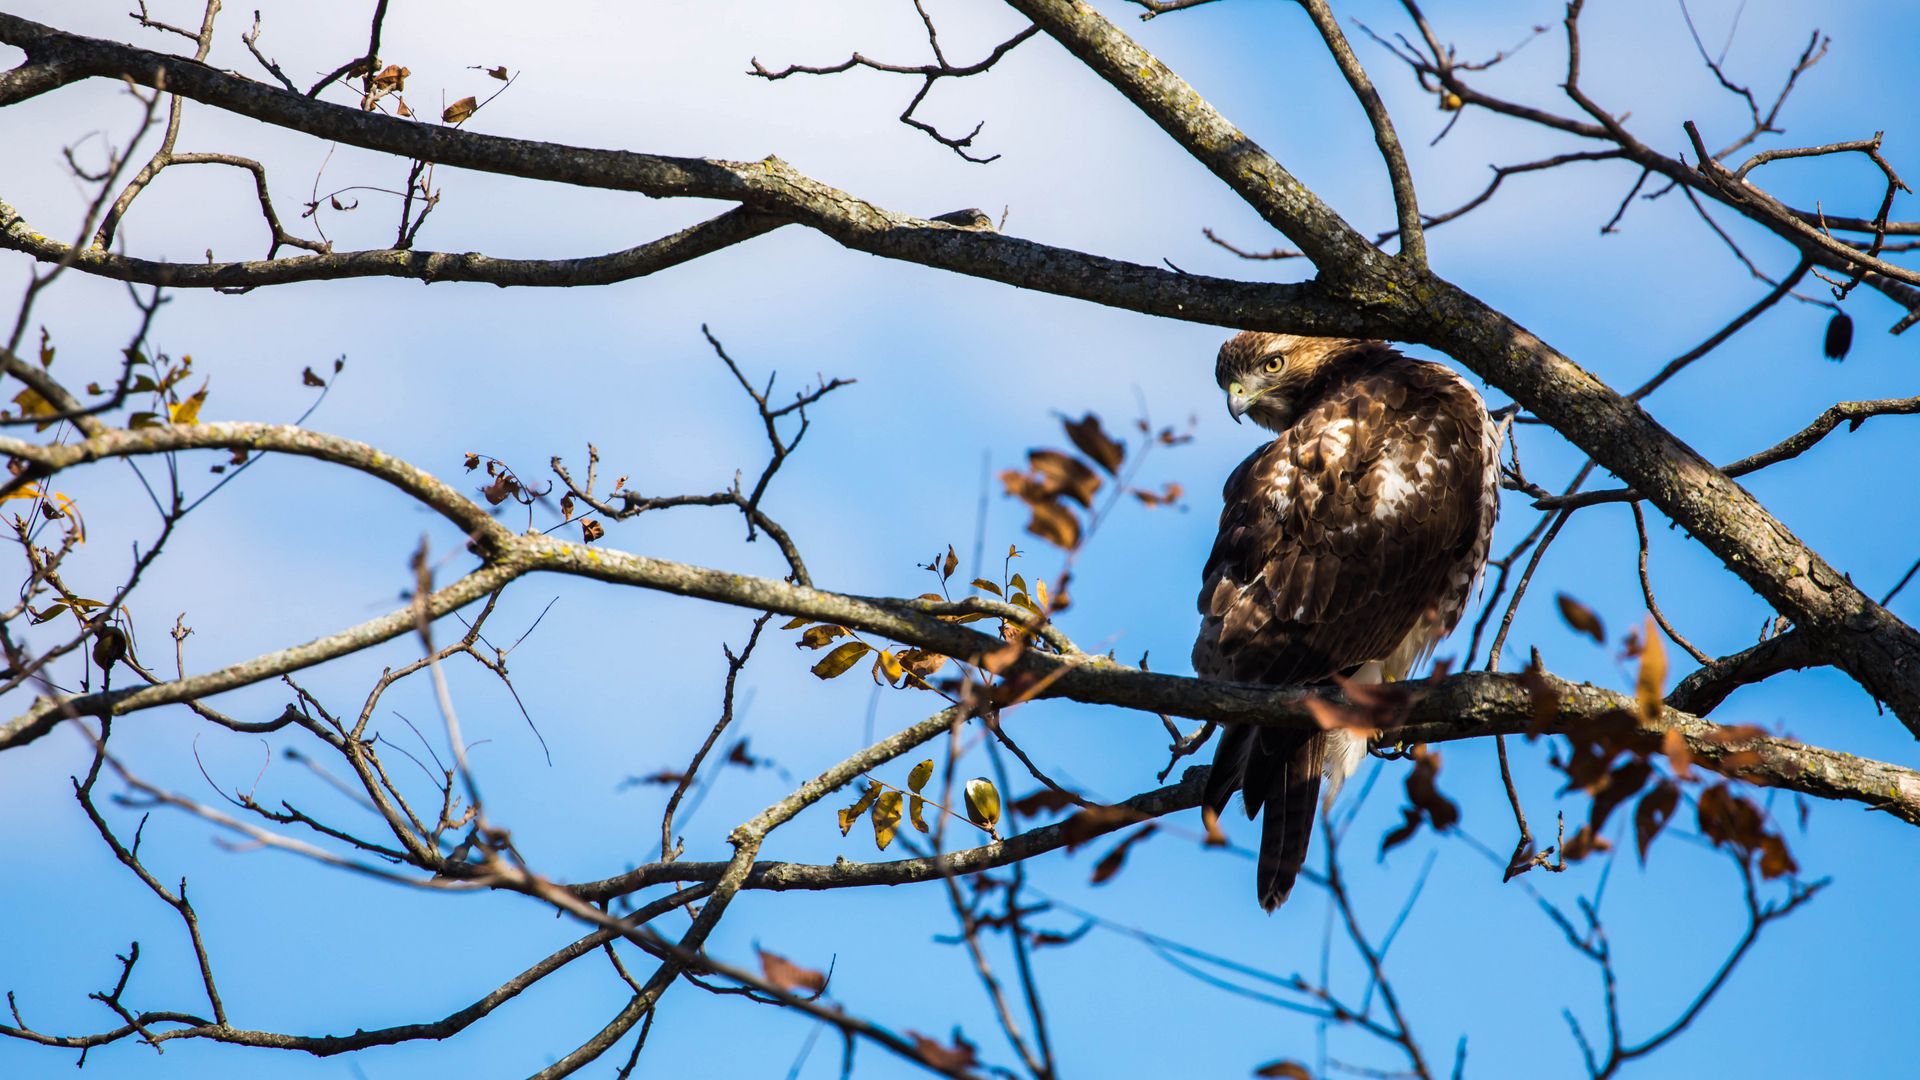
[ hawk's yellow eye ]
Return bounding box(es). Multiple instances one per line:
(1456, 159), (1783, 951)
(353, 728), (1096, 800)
(1263, 356), (1284, 373)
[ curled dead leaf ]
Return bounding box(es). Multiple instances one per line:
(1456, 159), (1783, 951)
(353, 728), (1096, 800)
(1633, 779), (1680, 863)
(796, 624), (848, 650)
(1090, 823), (1158, 885)
(1011, 788), (1079, 818)
(1063, 412), (1125, 475)
(838, 783), (879, 836)
(756, 948), (827, 999)
(1062, 803), (1149, 849)
(1024, 498), (1082, 550)
(908, 1030), (979, 1073)
(1028, 448), (1102, 507)
(1556, 594), (1605, 643)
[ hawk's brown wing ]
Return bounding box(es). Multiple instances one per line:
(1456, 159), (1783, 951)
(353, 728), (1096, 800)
(1193, 357), (1492, 910)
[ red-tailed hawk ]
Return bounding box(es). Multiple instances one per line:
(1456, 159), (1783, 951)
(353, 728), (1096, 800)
(1194, 332), (1500, 911)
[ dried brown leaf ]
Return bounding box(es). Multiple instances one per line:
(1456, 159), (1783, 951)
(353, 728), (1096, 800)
(1028, 449), (1102, 507)
(1024, 499), (1082, 550)
(1063, 412), (1125, 475)
(1587, 758), (1652, 835)
(1201, 803), (1229, 847)
(1758, 834), (1798, 879)
(1090, 824), (1158, 885)
(1557, 593), (1605, 643)
(1561, 823), (1611, 862)
(482, 472), (519, 506)
(1382, 745), (1458, 854)
(1660, 726), (1694, 780)
(756, 948), (827, 999)
(1011, 788), (1079, 818)
(1633, 779), (1680, 863)
(1062, 804), (1149, 850)
(1636, 618), (1667, 724)
(909, 1031), (979, 1073)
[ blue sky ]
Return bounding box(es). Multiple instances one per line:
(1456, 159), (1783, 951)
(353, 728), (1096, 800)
(2, 1), (1916, 1077)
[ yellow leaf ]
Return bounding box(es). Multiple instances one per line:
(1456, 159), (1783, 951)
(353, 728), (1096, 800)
(780, 616), (809, 630)
(1636, 617), (1667, 724)
(964, 777), (1001, 836)
(907, 759), (934, 793)
(168, 383), (208, 425)
(909, 793), (930, 833)
(11, 387), (52, 416)
(838, 782), (878, 836)
(872, 790), (904, 850)
(1035, 578), (1049, 611)
(876, 649), (905, 684)
(811, 640), (869, 679)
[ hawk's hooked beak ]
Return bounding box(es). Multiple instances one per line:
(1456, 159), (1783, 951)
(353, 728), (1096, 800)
(1226, 383), (1253, 424)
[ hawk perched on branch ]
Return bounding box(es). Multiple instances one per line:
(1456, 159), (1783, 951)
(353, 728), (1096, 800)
(1193, 333), (1501, 911)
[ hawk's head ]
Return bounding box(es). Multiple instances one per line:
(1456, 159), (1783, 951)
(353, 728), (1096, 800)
(1215, 332), (1374, 433)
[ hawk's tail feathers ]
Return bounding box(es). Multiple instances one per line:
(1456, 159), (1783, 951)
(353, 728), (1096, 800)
(1257, 735), (1324, 912)
(1206, 724), (1327, 912)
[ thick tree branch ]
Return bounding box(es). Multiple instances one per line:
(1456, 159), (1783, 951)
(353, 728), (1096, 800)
(0, 13), (1375, 336)
(574, 667), (1920, 904)
(0, 197), (785, 290)
(1667, 631), (1821, 716)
